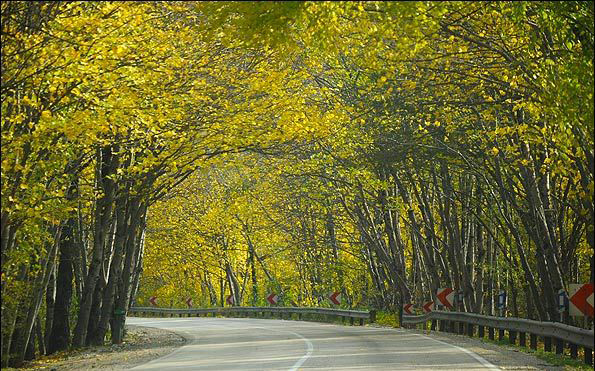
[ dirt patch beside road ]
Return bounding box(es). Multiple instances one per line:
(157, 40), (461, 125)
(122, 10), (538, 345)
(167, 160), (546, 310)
(15, 325), (186, 370)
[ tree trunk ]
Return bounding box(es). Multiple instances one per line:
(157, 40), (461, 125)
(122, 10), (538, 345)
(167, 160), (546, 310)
(85, 279), (104, 346)
(91, 197), (128, 346)
(10, 228), (60, 367)
(47, 216), (76, 354)
(44, 266), (56, 354)
(72, 146), (118, 348)
(112, 199), (145, 344)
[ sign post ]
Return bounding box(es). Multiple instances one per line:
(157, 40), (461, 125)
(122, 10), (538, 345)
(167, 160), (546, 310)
(497, 290), (506, 316)
(557, 289), (568, 322)
(456, 292), (465, 311)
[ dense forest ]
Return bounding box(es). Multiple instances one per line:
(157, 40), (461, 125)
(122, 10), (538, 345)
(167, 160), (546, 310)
(1, 1), (593, 367)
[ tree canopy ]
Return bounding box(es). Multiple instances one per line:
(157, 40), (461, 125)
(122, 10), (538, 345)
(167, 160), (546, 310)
(1, 1), (593, 367)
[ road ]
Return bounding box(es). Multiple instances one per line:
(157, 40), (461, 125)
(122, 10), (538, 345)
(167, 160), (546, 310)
(127, 317), (500, 370)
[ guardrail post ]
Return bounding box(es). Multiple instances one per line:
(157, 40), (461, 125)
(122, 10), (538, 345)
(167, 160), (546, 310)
(555, 338), (563, 355)
(349, 317), (354, 326)
(478, 325), (484, 338)
(458, 321), (464, 334)
(584, 347), (592, 366)
(467, 323), (473, 337)
(509, 330), (516, 345)
(359, 318), (364, 326)
(544, 336), (552, 352)
(519, 332), (525, 347)
(530, 333), (537, 350)
(498, 328), (504, 341)
(370, 310), (376, 323)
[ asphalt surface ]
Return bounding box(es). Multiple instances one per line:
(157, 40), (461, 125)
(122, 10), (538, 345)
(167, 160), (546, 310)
(127, 317), (500, 370)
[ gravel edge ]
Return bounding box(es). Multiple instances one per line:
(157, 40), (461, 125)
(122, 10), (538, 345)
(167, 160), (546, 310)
(17, 325), (187, 370)
(403, 327), (566, 370)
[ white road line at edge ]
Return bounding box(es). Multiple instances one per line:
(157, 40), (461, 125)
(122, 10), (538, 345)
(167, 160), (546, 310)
(259, 326), (314, 371)
(287, 330), (314, 371)
(411, 332), (501, 370)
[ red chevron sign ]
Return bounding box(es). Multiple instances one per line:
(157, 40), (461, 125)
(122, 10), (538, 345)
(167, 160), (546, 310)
(149, 296), (157, 306)
(329, 291), (341, 305)
(403, 303), (414, 315)
(422, 301), (434, 313)
(436, 287), (455, 308)
(226, 294), (234, 306)
(185, 297), (193, 308)
(569, 283), (594, 317)
(266, 293), (279, 305)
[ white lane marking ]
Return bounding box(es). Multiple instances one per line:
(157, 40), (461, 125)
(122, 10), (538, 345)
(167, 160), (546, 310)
(287, 330), (314, 371)
(259, 326), (314, 370)
(410, 332), (500, 370)
(131, 318), (315, 370)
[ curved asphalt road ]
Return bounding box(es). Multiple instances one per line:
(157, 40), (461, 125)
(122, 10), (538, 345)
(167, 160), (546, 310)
(127, 317), (500, 370)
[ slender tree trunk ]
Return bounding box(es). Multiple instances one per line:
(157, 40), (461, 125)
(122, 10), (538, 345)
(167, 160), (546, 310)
(129, 222), (146, 309)
(35, 317), (44, 357)
(85, 279), (104, 346)
(91, 197), (128, 346)
(245, 232), (258, 306)
(43, 266), (56, 354)
(378, 179), (411, 302)
(10, 228), (60, 367)
(72, 146), (118, 348)
(112, 199), (145, 344)
(47, 216), (76, 354)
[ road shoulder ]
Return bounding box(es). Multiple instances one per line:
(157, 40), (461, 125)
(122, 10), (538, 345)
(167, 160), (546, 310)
(17, 325), (186, 370)
(404, 328), (565, 370)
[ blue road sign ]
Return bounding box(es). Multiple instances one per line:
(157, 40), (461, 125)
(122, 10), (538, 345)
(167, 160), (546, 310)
(497, 290), (507, 310)
(558, 289), (568, 312)
(455, 292), (464, 305)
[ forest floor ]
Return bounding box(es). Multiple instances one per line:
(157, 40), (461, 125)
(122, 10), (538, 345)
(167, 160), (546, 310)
(8, 322), (588, 370)
(10, 325), (185, 370)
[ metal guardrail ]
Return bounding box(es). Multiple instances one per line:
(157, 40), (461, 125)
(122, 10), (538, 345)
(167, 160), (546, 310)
(403, 311), (594, 365)
(129, 306), (373, 324)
